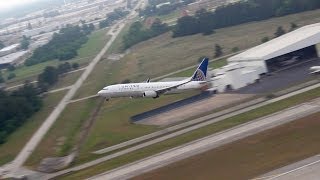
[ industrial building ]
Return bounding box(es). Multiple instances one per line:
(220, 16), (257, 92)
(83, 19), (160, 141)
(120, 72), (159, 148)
(0, 44), (20, 57)
(211, 23), (320, 92)
(0, 51), (29, 68)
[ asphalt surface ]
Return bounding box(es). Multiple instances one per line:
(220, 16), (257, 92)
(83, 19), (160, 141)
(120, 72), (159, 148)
(88, 97), (320, 180)
(43, 83), (320, 179)
(131, 92), (213, 122)
(237, 58), (320, 94)
(0, 8), (129, 179)
(256, 155), (320, 180)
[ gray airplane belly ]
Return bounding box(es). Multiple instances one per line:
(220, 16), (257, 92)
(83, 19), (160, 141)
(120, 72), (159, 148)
(110, 91), (143, 98)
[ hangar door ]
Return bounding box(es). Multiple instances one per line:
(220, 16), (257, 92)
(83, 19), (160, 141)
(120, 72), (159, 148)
(265, 45), (318, 72)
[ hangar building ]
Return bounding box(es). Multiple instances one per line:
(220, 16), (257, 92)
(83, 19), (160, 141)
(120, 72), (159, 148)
(228, 23), (320, 74)
(211, 23), (320, 92)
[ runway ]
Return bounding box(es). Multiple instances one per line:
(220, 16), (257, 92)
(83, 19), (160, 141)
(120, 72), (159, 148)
(87, 97), (320, 180)
(256, 155), (320, 180)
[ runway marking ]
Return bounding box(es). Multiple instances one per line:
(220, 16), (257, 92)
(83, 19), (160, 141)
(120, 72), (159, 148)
(254, 157), (320, 180)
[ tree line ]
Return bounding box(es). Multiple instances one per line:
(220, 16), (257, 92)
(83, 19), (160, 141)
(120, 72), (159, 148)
(99, 8), (129, 29)
(122, 19), (170, 49)
(25, 24), (94, 66)
(0, 83), (42, 144)
(139, 0), (195, 17)
(0, 60), (80, 144)
(173, 0), (320, 37)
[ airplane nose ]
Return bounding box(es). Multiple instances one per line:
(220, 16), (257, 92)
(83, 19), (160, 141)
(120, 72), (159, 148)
(97, 90), (104, 96)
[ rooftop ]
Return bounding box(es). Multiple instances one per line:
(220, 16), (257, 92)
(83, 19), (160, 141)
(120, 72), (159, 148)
(0, 51), (28, 65)
(0, 44), (20, 52)
(229, 23), (320, 62)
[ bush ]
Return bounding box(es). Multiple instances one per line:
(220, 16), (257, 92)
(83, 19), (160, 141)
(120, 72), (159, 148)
(7, 65), (15, 71)
(72, 63), (79, 69)
(231, 47), (239, 53)
(7, 73), (16, 80)
(261, 36), (270, 43)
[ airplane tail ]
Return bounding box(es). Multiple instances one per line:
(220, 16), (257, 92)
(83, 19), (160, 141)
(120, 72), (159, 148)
(191, 57), (209, 81)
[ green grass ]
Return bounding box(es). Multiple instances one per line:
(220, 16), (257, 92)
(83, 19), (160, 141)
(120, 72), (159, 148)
(118, 9), (320, 79)
(134, 112), (320, 180)
(59, 87), (320, 179)
(4, 28), (110, 86)
(77, 91), (199, 163)
(0, 91), (67, 166)
(25, 97), (100, 167)
(156, 10), (181, 23)
(107, 22), (133, 54)
(78, 28), (111, 58)
(50, 70), (83, 90)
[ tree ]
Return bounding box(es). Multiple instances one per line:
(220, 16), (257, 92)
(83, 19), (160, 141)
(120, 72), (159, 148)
(173, 16), (199, 37)
(0, 72), (4, 83)
(214, 44), (223, 58)
(27, 22), (32, 30)
(57, 62), (72, 74)
(261, 36), (270, 43)
(38, 66), (59, 87)
(274, 26), (286, 37)
(20, 35), (30, 50)
(72, 63), (79, 69)
(89, 23), (95, 32)
(7, 73), (16, 80)
(231, 47), (239, 53)
(290, 22), (298, 31)
(7, 65), (15, 71)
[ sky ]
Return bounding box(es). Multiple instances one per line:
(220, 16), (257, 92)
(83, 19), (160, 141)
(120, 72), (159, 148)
(0, 0), (40, 10)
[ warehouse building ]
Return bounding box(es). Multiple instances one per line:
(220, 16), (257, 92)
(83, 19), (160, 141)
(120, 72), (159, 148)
(211, 23), (320, 92)
(0, 44), (20, 57)
(0, 51), (29, 69)
(228, 23), (320, 74)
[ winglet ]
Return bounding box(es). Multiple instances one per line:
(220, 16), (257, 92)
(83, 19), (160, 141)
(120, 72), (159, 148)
(191, 58), (209, 81)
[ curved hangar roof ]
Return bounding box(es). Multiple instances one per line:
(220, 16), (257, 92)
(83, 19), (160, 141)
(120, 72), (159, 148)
(228, 23), (320, 62)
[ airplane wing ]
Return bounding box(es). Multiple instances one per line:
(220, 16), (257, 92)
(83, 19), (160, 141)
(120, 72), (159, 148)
(155, 79), (191, 96)
(311, 69), (320, 74)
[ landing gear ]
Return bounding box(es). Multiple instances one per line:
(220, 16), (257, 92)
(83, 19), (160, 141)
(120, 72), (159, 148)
(105, 98), (110, 101)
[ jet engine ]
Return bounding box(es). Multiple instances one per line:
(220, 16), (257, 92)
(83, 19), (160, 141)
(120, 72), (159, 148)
(143, 91), (159, 98)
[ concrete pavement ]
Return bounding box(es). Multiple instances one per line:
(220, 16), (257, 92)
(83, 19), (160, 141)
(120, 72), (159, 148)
(256, 155), (320, 180)
(1, 10), (127, 180)
(43, 83), (320, 179)
(88, 97), (320, 180)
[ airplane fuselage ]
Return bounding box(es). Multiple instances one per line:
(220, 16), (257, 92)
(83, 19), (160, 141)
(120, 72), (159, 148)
(98, 81), (207, 99)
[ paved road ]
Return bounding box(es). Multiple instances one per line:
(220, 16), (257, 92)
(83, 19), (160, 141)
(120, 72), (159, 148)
(0, 11), (127, 180)
(92, 82), (319, 155)
(256, 155), (320, 180)
(88, 97), (320, 180)
(43, 83), (320, 179)
(0, 0), (146, 178)
(5, 67), (86, 91)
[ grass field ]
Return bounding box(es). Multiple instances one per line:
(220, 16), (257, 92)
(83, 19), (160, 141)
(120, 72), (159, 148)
(26, 97), (100, 167)
(51, 9), (320, 172)
(3, 28), (110, 86)
(113, 9), (320, 80)
(0, 91), (67, 166)
(135, 112), (320, 180)
(50, 70), (83, 90)
(58, 87), (320, 179)
(106, 23), (133, 54)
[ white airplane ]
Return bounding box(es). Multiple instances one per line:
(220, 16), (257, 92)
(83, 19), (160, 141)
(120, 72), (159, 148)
(310, 66), (320, 74)
(98, 58), (211, 100)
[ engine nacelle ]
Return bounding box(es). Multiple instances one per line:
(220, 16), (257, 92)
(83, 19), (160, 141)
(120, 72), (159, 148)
(143, 91), (159, 98)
